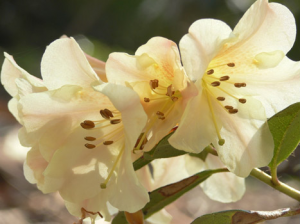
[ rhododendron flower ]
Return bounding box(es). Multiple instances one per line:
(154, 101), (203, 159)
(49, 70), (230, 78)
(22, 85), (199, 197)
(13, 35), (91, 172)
(1, 37), (149, 221)
(169, 0), (300, 177)
(105, 37), (196, 152)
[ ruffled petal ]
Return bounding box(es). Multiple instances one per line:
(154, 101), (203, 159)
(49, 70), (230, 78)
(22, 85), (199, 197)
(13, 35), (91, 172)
(41, 38), (100, 90)
(185, 154), (245, 203)
(229, 0), (296, 55)
(1, 53), (45, 97)
(179, 19), (232, 81)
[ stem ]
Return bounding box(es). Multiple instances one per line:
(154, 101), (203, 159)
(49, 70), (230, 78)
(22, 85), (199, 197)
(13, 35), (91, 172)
(251, 168), (300, 201)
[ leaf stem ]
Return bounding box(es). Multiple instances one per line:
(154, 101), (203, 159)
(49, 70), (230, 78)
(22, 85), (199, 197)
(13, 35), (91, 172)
(250, 168), (300, 201)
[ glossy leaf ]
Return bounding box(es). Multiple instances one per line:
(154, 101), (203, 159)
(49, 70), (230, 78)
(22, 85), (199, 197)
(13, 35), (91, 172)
(269, 103), (300, 169)
(192, 207), (300, 224)
(112, 168), (228, 224)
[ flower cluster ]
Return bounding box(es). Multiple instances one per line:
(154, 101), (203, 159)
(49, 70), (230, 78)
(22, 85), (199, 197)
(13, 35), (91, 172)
(1, 0), (300, 223)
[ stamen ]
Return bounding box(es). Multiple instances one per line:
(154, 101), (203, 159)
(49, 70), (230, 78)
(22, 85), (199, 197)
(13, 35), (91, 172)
(110, 119), (121, 124)
(239, 98), (247, 104)
(171, 97), (178, 102)
(150, 79), (159, 89)
(166, 85), (173, 97)
(103, 141), (114, 145)
(234, 83), (247, 88)
(229, 109), (238, 114)
(217, 97), (225, 101)
(144, 97), (150, 102)
(220, 76), (230, 81)
(100, 146), (125, 189)
(100, 109), (114, 120)
(203, 83), (225, 146)
(225, 105), (233, 110)
(211, 81), (221, 87)
(81, 120), (95, 129)
(156, 111), (164, 116)
(227, 63), (235, 67)
(134, 134), (148, 150)
(84, 136), (96, 141)
(85, 143), (96, 149)
(207, 69), (214, 75)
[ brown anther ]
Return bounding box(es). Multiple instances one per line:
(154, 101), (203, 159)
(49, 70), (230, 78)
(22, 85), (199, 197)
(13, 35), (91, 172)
(207, 69), (214, 75)
(81, 120), (95, 129)
(156, 111), (164, 116)
(229, 109), (238, 114)
(110, 119), (121, 124)
(104, 141), (114, 145)
(150, 79), (159, 89)
(144, 97), (150, 102)
(227, 63), (235, 67)
(84, 136), (96, 141)
(159, 117), (166, 120)
(217, 97), (225, 101)
(134, 134), (148, 150)
(225, 105), (233, 110)
(100, 109), (114, 119)
(239, 98), (247, 104)
(211, 81), (221, 87)
(85, 143), (96, 149)
(166, 85), (173, 97)
(171, 97), (178, 102)
(234, 83), (247, 88)
(220, 76), (230, 81)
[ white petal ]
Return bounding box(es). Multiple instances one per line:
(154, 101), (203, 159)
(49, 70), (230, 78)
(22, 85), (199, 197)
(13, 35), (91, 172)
(179, 19), (232, 81)
(231, 0), (296, 55)
(185, 155), (245, 203)
(1, 53), (45, 97)
(85, 53), (107, 82)
(41, 38), (100, 90)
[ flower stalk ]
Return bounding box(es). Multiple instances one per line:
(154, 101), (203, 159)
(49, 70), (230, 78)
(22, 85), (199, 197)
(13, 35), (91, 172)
(250, 168), (300, 201)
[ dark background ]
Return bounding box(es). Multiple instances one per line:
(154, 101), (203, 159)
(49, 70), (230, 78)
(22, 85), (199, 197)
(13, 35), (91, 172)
(0, 0), (299, 223)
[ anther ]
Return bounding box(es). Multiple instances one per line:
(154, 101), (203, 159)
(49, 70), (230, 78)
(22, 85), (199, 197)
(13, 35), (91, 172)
(234, 83), (247, 88)
(104, 141), (114, 145)
(220, 76), (230, 81)
(144, 97), (150, 102)
(81, 120), (95, 129)
(227, 63), (235, 67)
(110, 119), (121, 124)
(84, 136), (96, 141)
(100, 183), (106, 189)
(150, 79), (159, 89)
(239, 98), (247, 104)
(225, 105), (233, 110)
(207, 69), (214, 75)
(211, 81), (221, 87)
(156, 111), (164, 116)
(229, 109), (238, 114)
(85, 143), (96, 149)
(217, 97), (225, 101)
(159, 117), (165, 120)
(171, 97), (178, 102)
(100, 109), (114, 120)
(166, 85), (173, 97)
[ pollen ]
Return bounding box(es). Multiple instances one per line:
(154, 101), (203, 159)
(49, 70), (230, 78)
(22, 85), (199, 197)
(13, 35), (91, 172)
(234, 83), (247, 88)
(144, 97), (150, 102)
(84, 136), (96, 141)
(103, 141), (114, 145)
(81, 120), (95, 129)
(225, 105), (233, 110)
(150, 79), (159, 89)
(229, 109), (238, 114)
(100, 109), (114, 120)
(217, 97), (225, 101)
(220, 76), (230, 81)
(110, 119), (121, 124)
(207, 69), (214, 75)
(227, 63), (235, 67)
(85, 143), (96, 149)
(239, 98), (247, 104)
(211, 81), (221, 87)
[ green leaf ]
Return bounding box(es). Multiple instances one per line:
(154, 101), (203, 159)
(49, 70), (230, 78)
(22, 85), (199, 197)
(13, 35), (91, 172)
(133, 133), (186, 170)
(192, 207), (300, 224)
(112, 168), (228, 224)
(269, 103), (300, 169)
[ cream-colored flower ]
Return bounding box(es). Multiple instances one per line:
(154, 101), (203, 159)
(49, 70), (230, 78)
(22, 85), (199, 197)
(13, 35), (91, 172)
(105, 37), (196, 152)
(169, 0), (300, 177)
(1, 37), (149, 221)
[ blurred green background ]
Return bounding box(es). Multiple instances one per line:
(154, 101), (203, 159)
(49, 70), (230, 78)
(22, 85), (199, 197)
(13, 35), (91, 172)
(0, 0), (299, 223)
